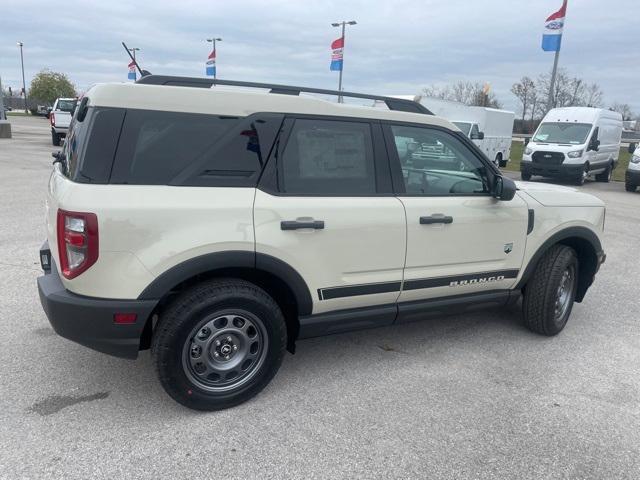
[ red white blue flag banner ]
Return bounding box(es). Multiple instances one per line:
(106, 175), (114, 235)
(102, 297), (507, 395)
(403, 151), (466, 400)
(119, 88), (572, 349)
(542, 0), (567, 52)
(330, 37), (344, 71)
(127, 61), (136, 80)
(206, 49), (216, 76)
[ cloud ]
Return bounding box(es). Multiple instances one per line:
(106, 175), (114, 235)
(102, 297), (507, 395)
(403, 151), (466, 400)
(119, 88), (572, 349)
(1, 0), (638, 113)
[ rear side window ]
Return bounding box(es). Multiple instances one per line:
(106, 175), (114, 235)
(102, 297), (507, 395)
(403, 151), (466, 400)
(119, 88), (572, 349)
(110, 110), (238, 185)
(278, 118), (376, 195)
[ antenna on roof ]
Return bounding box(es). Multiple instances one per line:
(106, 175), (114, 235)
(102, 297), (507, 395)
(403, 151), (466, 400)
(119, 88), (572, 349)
(122, 42), (152, 77)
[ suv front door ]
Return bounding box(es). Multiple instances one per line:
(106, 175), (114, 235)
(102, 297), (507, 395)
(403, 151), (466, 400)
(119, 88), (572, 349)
(384, 123), (528, 312)
(254, 116), (406, 321)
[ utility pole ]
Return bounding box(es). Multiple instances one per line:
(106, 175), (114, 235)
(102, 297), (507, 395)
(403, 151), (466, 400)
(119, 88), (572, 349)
(128, 47), (140, 81)
(331, 20), (356, 103)
(17, 42), (27, 114)
(206, 37), (222, 79)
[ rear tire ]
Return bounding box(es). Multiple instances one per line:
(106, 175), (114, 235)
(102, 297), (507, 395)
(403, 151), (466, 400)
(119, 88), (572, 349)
(51, 130), (61, 146)
(595, 163), (612, 182)
(152, 279), (287, 411)
(522, 245), (578, 336)
(521, 171), (532, 181)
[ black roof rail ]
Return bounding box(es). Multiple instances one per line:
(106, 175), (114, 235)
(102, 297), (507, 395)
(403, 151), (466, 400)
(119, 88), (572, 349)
(135, 75), (432, 115)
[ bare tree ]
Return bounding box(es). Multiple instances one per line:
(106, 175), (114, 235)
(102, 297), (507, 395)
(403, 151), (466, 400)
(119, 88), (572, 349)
(610, 103), (634, 121)
(584, 83), (604, 107)
(511, 76), (536, 122)
(422, 80), (501, 108)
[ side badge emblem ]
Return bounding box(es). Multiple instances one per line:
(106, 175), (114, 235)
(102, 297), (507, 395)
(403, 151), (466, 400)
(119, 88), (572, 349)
(504, 243), (513, 254)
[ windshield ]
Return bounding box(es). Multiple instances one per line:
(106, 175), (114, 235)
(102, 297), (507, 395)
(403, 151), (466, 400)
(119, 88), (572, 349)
(532, 122), (592, 145)
(453, 122), (472, 136)
(56, 99), (76, 112)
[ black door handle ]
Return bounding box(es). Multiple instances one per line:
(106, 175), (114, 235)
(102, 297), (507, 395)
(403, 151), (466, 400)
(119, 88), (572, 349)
(420, 214), (453, 225)
(281, 220), (325, 230)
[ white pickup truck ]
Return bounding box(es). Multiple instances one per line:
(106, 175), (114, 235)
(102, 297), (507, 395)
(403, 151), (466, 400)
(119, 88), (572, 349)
(49, 98), (76, 146)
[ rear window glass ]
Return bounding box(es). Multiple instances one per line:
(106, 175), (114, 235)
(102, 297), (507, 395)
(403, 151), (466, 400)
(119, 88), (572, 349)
(110, 110), (239, 185)
(56, 99), (76, 112)
(62, 106), (124, 183)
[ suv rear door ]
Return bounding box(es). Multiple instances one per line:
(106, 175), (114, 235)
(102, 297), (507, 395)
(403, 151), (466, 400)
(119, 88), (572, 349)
(383, 122), (528, 318)
(254, 116), (406, 319)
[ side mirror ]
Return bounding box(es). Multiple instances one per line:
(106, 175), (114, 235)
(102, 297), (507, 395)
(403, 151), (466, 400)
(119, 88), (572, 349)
(589, 139), (600, 151)
(628, 143), (637, 154)
(471, 131), (485, 140)
(493, 176), (516, 201)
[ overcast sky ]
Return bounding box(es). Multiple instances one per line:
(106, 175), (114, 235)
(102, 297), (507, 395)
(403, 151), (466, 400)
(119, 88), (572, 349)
(1, 0), (638, 114)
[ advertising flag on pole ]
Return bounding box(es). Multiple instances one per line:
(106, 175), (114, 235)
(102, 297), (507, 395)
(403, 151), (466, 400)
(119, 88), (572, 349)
(206, 49), (216, 77)
(330, 37), (344, 71)
(127, 61), (136, 80)
(541, 0), (567, 52)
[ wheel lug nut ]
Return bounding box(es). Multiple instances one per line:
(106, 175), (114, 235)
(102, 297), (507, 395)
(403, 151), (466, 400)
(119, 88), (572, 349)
(225, 355), (230, 360)
(216, 340), (221, 346)
(214, 352), (219, 357)
(226, 336), (232, 342)
(233, 345), (238, 351)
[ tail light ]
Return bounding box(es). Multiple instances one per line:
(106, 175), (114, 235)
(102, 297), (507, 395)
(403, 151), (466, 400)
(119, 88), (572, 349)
(56, 209), (99, 279)
(50, 112), (55, 126)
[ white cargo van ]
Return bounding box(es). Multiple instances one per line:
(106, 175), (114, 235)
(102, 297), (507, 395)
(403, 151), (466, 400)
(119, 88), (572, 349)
(625, 143), (640, 192)
(521, 107), (623, 185)
(414, 97), (515, 167)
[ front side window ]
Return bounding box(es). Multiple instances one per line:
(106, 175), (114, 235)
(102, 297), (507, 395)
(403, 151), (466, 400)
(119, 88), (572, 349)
(390, 124), (489, 195)
(453, 122), (471, 136)
(533, 122), (592, 145)
(278, 119), (376, 195)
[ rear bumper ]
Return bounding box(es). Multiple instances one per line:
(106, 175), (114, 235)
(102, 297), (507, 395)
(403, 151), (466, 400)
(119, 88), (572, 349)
(37, 259), (157, 359)
(626, 170), (640, 185)
(52, 126), (68, 135)
(521, 161), (583, 178)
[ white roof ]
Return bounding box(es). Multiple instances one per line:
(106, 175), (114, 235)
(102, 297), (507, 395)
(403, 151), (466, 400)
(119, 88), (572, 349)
(86, 82), (455, 129)
(544, 107), (622, 123)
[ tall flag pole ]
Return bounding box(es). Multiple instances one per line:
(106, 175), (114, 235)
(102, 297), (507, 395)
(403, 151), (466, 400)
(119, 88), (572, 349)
(127, 47), (140, 81)
(206, 47), (216, 78)
(206, 37), (222, 79)
(542, 0), (568, 110)
(330, 20), (356, 103)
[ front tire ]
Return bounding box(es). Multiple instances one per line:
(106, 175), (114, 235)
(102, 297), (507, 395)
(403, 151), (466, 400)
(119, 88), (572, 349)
(522, 245), (578, 336)
(521, 171), (532, 181)
(152, 279), (287, 410)
(626, 181), (637, 192)
(575, 164), (588, 186)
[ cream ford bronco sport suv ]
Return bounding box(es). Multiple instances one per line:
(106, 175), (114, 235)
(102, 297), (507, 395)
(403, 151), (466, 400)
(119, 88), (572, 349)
(37, 76), (606, 410)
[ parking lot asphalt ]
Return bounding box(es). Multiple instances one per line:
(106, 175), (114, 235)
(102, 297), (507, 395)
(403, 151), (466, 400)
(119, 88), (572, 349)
(1, 115), (639, 480)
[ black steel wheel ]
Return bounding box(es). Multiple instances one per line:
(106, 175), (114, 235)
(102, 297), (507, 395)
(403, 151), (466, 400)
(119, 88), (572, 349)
(152, 279), (287, 410)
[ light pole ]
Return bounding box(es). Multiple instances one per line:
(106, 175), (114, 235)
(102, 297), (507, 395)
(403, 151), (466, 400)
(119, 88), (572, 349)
(17, 42), (27, 114)
(331, 20), (356, 103)
(206, 37), (222, 79)
(128, 47), (140, 80)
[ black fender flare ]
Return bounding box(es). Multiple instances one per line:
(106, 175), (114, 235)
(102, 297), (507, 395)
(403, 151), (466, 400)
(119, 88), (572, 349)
(137, 250), (313, 315)
(515, 226), (603, 301)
